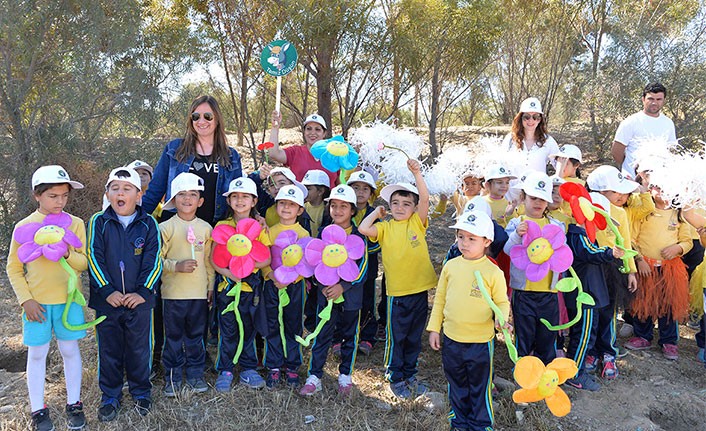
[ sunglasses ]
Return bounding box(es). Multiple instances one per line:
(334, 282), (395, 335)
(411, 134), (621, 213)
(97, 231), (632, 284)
(522, 113), (542, 121)
(191, 112), (214, 122)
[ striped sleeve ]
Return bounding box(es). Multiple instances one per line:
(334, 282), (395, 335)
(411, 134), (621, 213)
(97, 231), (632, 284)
(136, 215), (162, 299)
(87, 212), (117, 299)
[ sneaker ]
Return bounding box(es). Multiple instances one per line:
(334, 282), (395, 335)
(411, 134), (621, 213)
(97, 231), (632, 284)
(565, 372), (600, 391)
(662, 343), (679, 360)
(584, 355), (598, 373)
(698, 348), (705, 363)
(186, 377), (209, 393)
(97, 399), (119, 422)
(134, 398), (151, 416)
(390, 380), (412, 399)
(215, 371), (234, 393)
(405, 376), (428, 396)
(619, 323), (634, 338)
(31, 407), (54, 431)
(285, 370), (300, 388)
(239, 369), (265, 389)
(332, 343), (342, 356)
(616, 344), (629, 358)
(624, 337), (651, 350)
(602, 354), (618, 380)
(299, 375), (322, 396)
(358, 341), (373, 355)
(163, 378), (182, 397)
(375, 325), (386, 341)
(338, 374), (353, 397)
(266, 369), (281, 390)
(66, 401), (85, 430)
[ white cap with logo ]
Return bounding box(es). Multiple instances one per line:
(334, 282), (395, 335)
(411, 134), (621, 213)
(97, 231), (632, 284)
(32, 165), (84, 190)
(302, 169), (331, 188)
(325, 184), (357, 205)
(380, 182), (419, 204)
(450, 211), (494, 241)
(105, 167), (142, 192)
(462, 196), (492, 218)
(163, 173), (205, 210)
(303, 114), (327, 130)
(127, 160), (154, 175)
(276, 185), (305, 207)
(485, 165), (517, 181)
(521, 171), (553, 203)
(550, 145), (582, 163)
(223, 176), (258, 197)
(520, 97), (543, 114)
(347, 170), (376, 189)
(270, 167), (309, 198)
(586, 165), (638, 194)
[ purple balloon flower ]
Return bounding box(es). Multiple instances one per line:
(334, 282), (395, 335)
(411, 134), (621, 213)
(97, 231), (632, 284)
(509, 220), (573, 282)
(305, 225), (365, 286)
(14, 212), (82, 263)
(270, 230), (315, 285)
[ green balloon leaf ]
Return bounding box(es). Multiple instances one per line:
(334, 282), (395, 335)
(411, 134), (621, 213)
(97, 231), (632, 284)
(577, 292), (595, 306)
(278, 288), (290, 358)
(473, 271), (519, 364)
(555, 277), (578, 293)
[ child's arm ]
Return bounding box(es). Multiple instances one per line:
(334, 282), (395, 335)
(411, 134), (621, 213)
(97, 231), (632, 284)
(662, 221), (693, 260)
(569, 231), (620, 265)
(409, 159), (430, 220)
(626, 192), (655, 223)
(86, 213), (122, 306)
(6, 228), (48, 322)
(489, 268), (511, 327)
(426, 266), (449, 351)
(66, 219), (88, 272)
(358, 206), (386, 238)
(204, 235), (215, 298)
(503, 217), (526, 255)
(265, 110), (288, 164)
(128, 216), (162, 307)
(428, 195), (448, 220)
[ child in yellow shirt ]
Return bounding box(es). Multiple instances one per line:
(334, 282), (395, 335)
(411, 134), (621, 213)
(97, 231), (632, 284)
(483, 165), (517, 227)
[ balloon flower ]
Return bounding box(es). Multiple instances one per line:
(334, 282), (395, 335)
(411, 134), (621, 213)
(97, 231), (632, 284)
(212, 219), (270, 363)
(509, 221), (573, 282)
(257, 141), (275, 163)
(512, 356), (578, 417)
(559, 182), (607, 243)
(296, 225), (365, 346)
(14, 212), (105, 330)
(310, 136), (359, 184)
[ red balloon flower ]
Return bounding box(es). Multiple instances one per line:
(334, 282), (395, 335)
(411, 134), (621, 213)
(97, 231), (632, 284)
(559, 182), (606, 242)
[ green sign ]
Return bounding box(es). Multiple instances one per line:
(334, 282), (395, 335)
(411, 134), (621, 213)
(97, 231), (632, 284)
(260, 40), (298, 77)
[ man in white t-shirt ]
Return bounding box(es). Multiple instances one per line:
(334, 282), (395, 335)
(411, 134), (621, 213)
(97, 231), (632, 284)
(611, 82), (676, 179)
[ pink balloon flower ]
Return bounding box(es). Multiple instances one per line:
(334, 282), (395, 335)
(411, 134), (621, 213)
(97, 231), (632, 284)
(270, 230), (315, 284)
(14, 212), (83, 263)
(212, 219), (270, 279)
(509, 220), (573, 282)
(305, 225), (365, 286)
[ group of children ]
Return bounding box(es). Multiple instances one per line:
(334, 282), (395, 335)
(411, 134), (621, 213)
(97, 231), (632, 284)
(9, 140), (706, 431)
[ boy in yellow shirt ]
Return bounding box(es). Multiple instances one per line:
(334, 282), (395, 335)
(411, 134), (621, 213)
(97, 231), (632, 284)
(159, 173), (215, 395)
(359, 159), (437, 399)
(428, 210), (510, 431)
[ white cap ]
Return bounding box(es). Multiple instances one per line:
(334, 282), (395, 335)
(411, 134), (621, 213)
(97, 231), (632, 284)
(303, 114), (327, 130)
(450, 211), (494, 241)
(521, 171), (553, 203)
(105, 167), (142, 191)
(551, 145), (582, 163)
(32, 165), (84, 190)
(222, 176), (257, 197)
(380, 182), (419, 204)
(127, 160), (153, 175)
(510, 169), (534, 191)
(485, 165), (517, 181)
(586, 165), (638, 194)
(276, 184), (305, 207)
(520, 97), (543, 114)
(302, 169), (331, 188)
(461, 196), (492, 218)
(325, 184), (357, 205)
(347, 170), (376, 189)
(270, 166), (308, 198)
(551, 176), (566, 186)
(163, 173), (205, 210)
(589, 192), (611, 215)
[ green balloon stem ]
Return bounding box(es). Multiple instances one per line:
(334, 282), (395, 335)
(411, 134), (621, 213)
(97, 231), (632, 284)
(221, 282), (244, 364)
(541, 267), (589, 331)
(473, 271), (519, 364)
(339, 169), (346, 185)
(58, 258), (105, 331)
(278, 288), (290, 358)
(296, 295), (344, 347)
(591, 204), (633, 274)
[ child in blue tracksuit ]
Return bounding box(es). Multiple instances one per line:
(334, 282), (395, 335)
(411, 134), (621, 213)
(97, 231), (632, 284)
(563, 194), (625, 391)
(87, 167), (162, 421)
(300, 185), (368, 397)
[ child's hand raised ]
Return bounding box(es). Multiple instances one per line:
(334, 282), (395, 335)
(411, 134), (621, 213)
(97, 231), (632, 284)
(375, 205), (387, 219)
(106, 291), (124, 308)
(271, 110), (282, 128)
(516, 221), (529, 236)
(407, 159), (421, 174)
(428, 331), (441, 351)
(175, 259), (198, 273)
(259, 164), (272, 180)
(122, 293), (145, 309)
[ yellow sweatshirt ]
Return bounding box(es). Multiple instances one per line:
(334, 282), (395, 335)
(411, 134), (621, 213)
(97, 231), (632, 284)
(485, 195), (510, 227)
(7, 211), (87, 305)
(633, 208), (693, 261)
(159, 215), (215, 299)
(427, 256), (509, 343)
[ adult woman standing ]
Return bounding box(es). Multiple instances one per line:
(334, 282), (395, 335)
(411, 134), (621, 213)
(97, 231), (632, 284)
(266, 111), (338, 186)
(142, 95), (243, 225)
(502, 97), (560, 174)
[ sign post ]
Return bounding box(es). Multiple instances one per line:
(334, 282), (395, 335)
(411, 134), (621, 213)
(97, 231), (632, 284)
(260, 40), (298, 125)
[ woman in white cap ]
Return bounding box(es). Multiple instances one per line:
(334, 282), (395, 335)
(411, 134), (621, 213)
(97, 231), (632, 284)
(502, 97), (560, 174)
(266, 111), (338, 187)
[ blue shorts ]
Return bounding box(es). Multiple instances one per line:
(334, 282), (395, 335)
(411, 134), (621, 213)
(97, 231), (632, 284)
(23, 303), (87, 346)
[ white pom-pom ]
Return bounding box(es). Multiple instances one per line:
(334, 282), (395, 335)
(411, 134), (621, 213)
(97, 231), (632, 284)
(470, 135), (528, 178)
(422, 145), (473, 195)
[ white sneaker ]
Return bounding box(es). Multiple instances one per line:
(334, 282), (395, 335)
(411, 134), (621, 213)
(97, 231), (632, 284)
(619, 323), (634, 338)
(299, 375), (322, 396)
(338, 374), (353, 397)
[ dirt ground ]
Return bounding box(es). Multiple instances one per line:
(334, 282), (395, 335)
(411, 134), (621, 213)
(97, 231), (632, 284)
(2, 126), (706, 431)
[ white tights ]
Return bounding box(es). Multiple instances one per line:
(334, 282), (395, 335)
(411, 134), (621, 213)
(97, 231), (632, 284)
(27, 340), (82, 412)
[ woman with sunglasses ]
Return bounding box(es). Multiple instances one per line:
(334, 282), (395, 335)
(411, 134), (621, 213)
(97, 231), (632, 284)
(502, 97), (560, 174)
(142, 95), (243, 226)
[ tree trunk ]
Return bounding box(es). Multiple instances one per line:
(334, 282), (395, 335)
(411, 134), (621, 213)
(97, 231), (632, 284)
(414, 83), (419, 127)
(315, 40), (335, 138)
(392, 57), (400, 125)
(428, 60), (441, 159)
